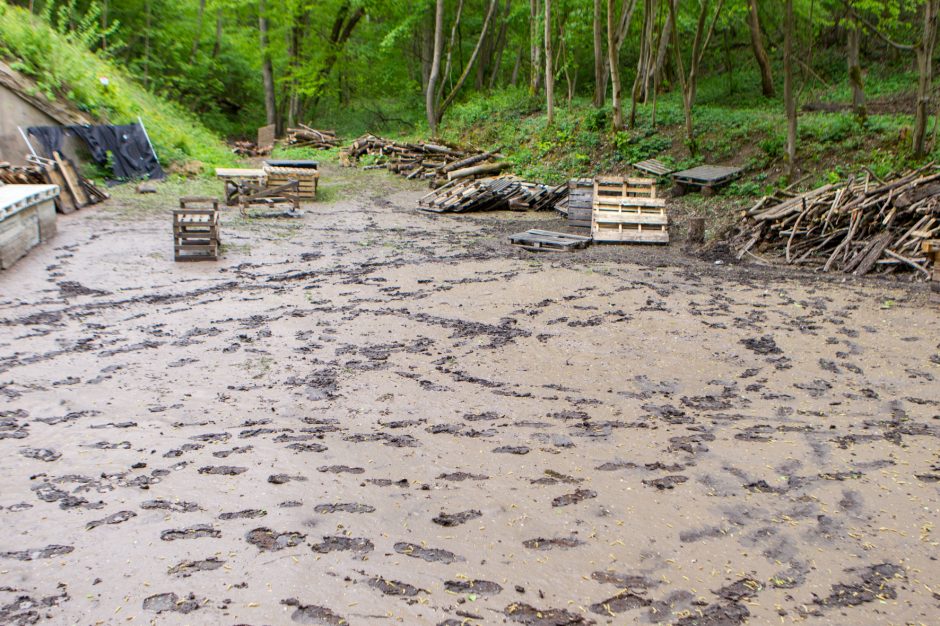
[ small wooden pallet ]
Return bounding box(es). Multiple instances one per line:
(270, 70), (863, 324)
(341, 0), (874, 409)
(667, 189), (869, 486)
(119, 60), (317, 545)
(174, 197), (220, 262)
(633, 158), (675, 177)
(239, 180), (301, 217)
(215, 168), (267, 206)
(509, 229), (592, 252)
(671, 165), (742, 196)
(592, 176), (669, 244)
(567, 178), (593, 229)
(264, 161), (319, 199)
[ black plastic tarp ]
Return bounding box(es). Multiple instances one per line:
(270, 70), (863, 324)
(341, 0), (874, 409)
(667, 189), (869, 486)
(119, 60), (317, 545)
(27, 123), (165, 182)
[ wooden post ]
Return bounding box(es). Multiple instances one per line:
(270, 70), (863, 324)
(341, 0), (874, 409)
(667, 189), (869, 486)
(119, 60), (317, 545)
(688, 216), (706, 244)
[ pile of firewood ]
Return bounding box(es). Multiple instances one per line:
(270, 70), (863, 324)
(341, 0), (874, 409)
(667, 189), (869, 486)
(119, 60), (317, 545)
(732, 166), (939, 278)
(1, 157), (109, 214)
(286, 125), (340, 149)
(231, 141), (271, 157)
(341, 134), (507, 187)
(418, 176), (568, 214)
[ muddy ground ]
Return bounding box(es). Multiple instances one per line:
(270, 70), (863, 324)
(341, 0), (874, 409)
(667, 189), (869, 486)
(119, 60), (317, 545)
(0, 164), (938, 626)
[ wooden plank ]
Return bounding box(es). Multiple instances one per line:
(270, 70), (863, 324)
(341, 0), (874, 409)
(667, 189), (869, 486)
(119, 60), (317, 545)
(593, 196), (667, 208)
(595, 213), (669, 226)
(53, 152), (87, 208)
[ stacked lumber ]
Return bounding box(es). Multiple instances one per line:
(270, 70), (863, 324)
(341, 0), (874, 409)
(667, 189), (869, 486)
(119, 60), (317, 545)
(231, 141), (271, 157)
(732, 166), (940, 278)
(175, 197), (220, 261)
(341, 134), (506, 186)
(418, 176), (567, 214)
(2, 156), (108, 214)
(286, 125), (340, 149)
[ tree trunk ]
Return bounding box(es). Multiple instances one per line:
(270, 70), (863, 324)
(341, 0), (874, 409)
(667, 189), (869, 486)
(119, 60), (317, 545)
(913, 0), (939, 158)
(608, 0), (623, 129)
(212, 9), (223, 58)
(143, 0), (152, 87)
(629, 0), (654, 128)
(259, 0), (277, 128)
(310, 3), (366, 109)
(746, 0), (774, 97)
(593, 0), (605, 107)
(488, 0), (513, 89)
(438, 0), (500, 121)
(653, 8), (672, 86)
(427, 0), (445, 136)
(784, 0), (797, 176)
(100, 0), (109, 52)
(190, 0), (206, 65)
(510, 47), (523, 86)
(545, 0), (554, 124)
(847, 18), (865, 121)
(530, 0), (542, 95)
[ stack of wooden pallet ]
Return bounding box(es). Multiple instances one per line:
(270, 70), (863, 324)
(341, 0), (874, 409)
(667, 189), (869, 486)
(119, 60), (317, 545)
(567, 179), (593, 229)
(1, 155), (108, 214)
(174, 197), (220, 262)
(341, 135), (506, 187)
(418, 176), (567, 214)
(592, 176), (669, 244)
(286, 125), (340, 149)
(263, 160), (318, 200)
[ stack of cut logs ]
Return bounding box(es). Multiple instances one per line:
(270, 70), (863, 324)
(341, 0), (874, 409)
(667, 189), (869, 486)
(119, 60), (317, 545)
(418, 176), (567, 213)
(231, 141), (271, 157)
(1, 156), (109, 214)
(286, 125), (340, 149)
(341, 134), (508, 187)
(733, 166), (940, 279)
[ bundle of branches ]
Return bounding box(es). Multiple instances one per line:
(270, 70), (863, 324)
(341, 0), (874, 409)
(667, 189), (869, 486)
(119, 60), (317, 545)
(231, 141), (271, 157)
(286, 125), (340, 149)
(732, 166), (940, 279)
(418, 176), (568, 214)
(0, 162), (46, 184)
(340, 134), (507, 187)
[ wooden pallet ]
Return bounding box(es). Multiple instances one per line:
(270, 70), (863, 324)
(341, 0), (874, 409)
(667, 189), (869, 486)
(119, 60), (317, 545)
(509, 229), (592, 252)
(592, 176), (669, 244)
(239, 180), (300, 217)
(671, 165), (742, 196)
(174, 197), (220, 261)
(633, 158), (675, 177)
(264, 164), (318, 199)
(215, 168), (267, 206)
(567, 178), (592, 228)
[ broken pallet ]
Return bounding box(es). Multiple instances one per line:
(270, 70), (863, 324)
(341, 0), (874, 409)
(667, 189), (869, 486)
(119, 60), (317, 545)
(509, 229), (592, 252)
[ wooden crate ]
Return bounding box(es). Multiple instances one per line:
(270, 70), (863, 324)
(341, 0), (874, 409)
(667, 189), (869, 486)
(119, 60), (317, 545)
(174, 197), (220, 262)
(264, 166), (318, 199)
(592, 176), (669, 244)
(567, 178), (593, 229)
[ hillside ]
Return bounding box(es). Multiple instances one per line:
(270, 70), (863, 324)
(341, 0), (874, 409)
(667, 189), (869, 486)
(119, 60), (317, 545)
(0, 3), (233, 170)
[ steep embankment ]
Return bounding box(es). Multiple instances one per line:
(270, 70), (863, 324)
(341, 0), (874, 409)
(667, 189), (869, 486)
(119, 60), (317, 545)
(0, 3), (233, 170)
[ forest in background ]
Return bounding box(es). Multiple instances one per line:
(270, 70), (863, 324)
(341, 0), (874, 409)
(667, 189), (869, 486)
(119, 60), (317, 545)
(2, 0), (940, 187)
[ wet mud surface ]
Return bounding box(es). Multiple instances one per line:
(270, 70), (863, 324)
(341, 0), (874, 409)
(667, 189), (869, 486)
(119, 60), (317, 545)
(0, 164), (938, 624)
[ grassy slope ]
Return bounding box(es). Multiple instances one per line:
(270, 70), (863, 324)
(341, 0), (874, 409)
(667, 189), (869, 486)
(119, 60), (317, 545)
(0, 3), (234, 170)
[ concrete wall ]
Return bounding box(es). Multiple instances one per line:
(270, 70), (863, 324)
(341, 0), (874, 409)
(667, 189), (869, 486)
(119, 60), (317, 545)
(0, 197), (57, 269)
(0, 85), (82, 165)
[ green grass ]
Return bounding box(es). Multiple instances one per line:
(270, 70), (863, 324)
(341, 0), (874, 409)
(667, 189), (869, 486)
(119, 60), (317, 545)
(0, 4), (234, 170)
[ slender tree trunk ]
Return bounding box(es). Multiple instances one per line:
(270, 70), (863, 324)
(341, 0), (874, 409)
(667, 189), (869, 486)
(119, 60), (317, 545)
(510, 47), (523, 86)
(190, 0), (206, 65)
(913, 0), (939, 158)
(427, 0), (445, 136)
(847, 18), (865, 121)
(530, 0), (542, 94)
(143, 0), (152, 87)
(100, 0), (109, 52)
(212, 9), (223, 58)
(784, 0), (797, 176)
(545, 0), (554, 124)
(438, 0), (499, 120)
(259, 0), (277, 128)
(629, 0), (654, 128)
(607, 0), (623, 129)
(488, 0), (513, 89)
(653, 8), (672, 86)
(593, 0), (605, 107)
(746, 0), (774, 97)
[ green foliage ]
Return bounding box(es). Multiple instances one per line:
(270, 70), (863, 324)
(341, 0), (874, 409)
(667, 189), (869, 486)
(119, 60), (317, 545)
(0, 3), (233, 169)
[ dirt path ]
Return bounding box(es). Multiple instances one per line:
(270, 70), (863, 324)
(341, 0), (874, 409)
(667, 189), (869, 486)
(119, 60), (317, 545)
(1, 164), (938, 625)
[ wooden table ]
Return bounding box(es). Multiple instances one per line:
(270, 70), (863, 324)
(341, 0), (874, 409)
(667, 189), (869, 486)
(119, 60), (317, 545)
(671, 165), (742, 196)
(215, 168), (267, 206)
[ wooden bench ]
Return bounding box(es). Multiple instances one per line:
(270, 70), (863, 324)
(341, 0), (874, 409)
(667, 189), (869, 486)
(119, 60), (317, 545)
(174, 197), (220, 262)
(592, 176), (669, 244)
